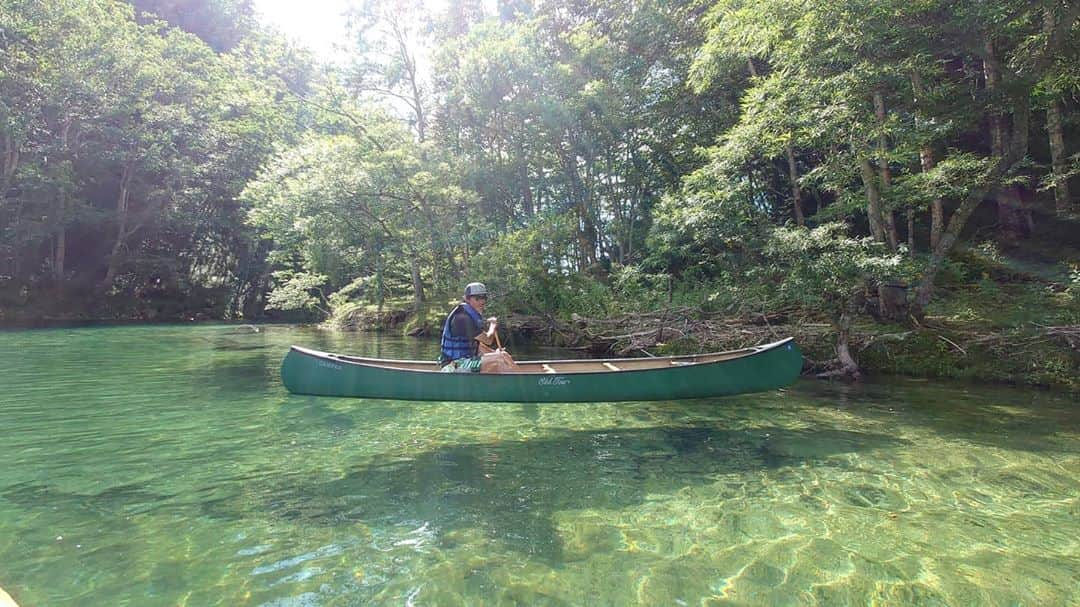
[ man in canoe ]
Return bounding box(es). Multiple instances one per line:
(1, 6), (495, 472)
(439, 282), (499, 371)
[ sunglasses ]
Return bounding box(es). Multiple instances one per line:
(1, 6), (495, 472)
(470, 294), (488, 301)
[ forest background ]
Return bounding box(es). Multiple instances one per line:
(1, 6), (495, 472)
(1, 0), (1078, 388)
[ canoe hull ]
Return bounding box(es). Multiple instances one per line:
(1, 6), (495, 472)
(280, 339), (803, 402)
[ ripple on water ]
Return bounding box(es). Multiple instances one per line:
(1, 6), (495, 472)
(1, 326), (1079, 606)
(841, 484), (908, 510)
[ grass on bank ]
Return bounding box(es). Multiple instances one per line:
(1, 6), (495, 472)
(854, 236), (1080, 391)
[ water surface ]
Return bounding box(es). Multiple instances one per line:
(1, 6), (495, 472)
(0, 324), (1077, 606)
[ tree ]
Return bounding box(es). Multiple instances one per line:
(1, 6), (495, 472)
(129, 0), (256, 52)
(244, 98), (471, 313)
(343, 0), (431, 141)
(1, 0), (309, 318)
(434, 0), (722, 275)
(764, 224), (907, 377)
(688, 0), (1079, 313)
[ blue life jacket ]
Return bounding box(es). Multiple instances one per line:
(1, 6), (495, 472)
(439, 302), (485, 364)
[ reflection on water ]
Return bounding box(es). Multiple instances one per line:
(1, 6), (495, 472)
(0, 324), (1077, 606)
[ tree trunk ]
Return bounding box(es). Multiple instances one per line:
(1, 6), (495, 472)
(100, 163), (133, 293)
(914, 163), (1005, 310)
(409, 254), (424, 311)
(984, 40), (1007, 156)
(982, 38), (1029, 241)
(54, 196), (66, 283)
(54, 121), (72, 286)
(786, 146), (805, 226)
(859, 158), (888, 244)
(1, 134), (18, 197)
(1043, 7), (1072, 215)
(833, 311), (861, 379)
(996, 186), (1027, 241)
(906, 209), (915, 256)
(911, 72), (945, 251)
(752, 58), (805, 226)
(390, 17), (426, 143)
(426, 224), (443, 289)
(873, 90), (899, 251)
(625, 177), (642, 262)
(375, 248), (385, 316)
(1012, 97), (1036, 235)
(521, 159), (533, 217)
(563, 147), (596, 269)
(921, 147), (945, 250)
(577, 204), (597, 269)
(1047, 98), (1070, 215)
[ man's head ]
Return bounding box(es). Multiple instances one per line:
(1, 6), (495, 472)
(463, 282), (488, 311)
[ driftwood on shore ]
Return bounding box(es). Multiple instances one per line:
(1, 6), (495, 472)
(503, 310), (1079, 384)
(353, 301), (1076, 385)
(964, 324), (1080, 350)
(504, 309), (830, 358)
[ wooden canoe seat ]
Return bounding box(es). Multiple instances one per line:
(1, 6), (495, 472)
(603, 362), (620, 371)
(542, 364), (556, 374)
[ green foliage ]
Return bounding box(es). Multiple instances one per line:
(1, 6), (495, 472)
(1068, 264), (1080, 302)
(761, 223), (909, 321)
(889, 153), (996, 212)
(609, 265), (672, 310)
(469, 213), (610, 318)
(265, 271), (329, 314)
(130, 0), (257, 51)
(647, 180), (772, 280)
(433, 0), (720, 270)
(242, 100), (470, 314)
(0, 0), (310, 319)
(1038, 153), (1080, 194)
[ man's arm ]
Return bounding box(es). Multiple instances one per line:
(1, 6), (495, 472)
(475, 318), (496, 346)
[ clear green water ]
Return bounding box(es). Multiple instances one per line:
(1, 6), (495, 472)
(0, 324), (1077, 606)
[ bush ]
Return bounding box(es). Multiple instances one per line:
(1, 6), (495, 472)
(471, 216), (614, 318)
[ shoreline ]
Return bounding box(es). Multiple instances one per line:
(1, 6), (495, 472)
(3, 312), (1077, 393)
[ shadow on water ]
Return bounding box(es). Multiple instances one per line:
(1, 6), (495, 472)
(277, 400), (358, 434)
(800, 379), (1080, 454)
(1, 421), (905, 565)
(195, 347), (285, 397)
(207, 423), (905, 564)
(2, 482), (176, 518)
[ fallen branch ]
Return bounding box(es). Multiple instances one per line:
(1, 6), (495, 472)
(859, 331), (913, 352)
(937, 334), (968, 356)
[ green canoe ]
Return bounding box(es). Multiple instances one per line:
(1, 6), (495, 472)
(280, 338), (803, 402)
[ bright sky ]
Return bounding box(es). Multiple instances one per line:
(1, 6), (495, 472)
(253, 0), (353, 61)
(253, 0), (465, 62)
